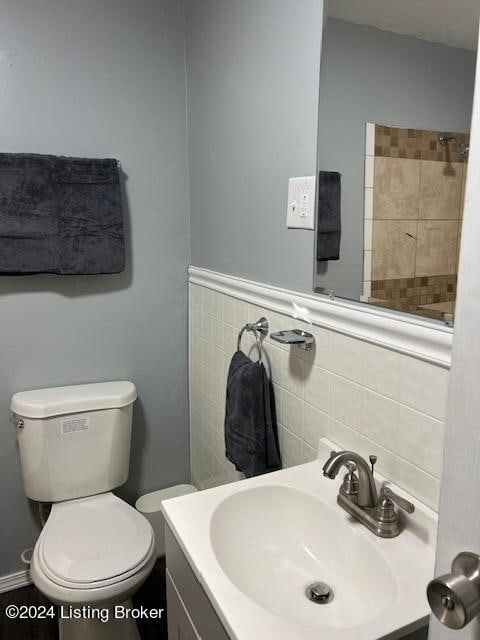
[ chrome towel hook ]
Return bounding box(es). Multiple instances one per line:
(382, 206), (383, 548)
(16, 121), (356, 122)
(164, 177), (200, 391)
(237, 317), (269, 362)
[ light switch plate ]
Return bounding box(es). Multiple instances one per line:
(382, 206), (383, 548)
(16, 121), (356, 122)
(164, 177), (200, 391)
(286, 175), (316, 229)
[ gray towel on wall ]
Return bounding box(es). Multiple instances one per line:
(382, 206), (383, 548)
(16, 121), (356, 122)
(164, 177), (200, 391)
(0, 153), (125, 274)
(224, 350), (282, 478)
(317, 170), (341, 261)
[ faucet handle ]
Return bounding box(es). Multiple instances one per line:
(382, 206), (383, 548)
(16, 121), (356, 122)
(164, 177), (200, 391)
(341, 463), (359, 497)
(381, 486), (415, 515)
(369, 455), (377, 474)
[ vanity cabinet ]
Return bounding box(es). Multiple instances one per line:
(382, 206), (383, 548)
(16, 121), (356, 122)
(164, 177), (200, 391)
(166, 524), (230, 640)
(166, 572), (200, 640)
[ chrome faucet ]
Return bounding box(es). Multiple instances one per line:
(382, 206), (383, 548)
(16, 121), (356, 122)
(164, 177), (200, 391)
(323, 450), (378, 507)
(323, 450), (414, 538)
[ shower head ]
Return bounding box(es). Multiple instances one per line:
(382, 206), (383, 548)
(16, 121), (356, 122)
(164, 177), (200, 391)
(438, 133), (469, 161)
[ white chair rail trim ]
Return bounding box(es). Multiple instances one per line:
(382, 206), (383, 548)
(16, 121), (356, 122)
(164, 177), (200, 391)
(189, 266), (452, 368)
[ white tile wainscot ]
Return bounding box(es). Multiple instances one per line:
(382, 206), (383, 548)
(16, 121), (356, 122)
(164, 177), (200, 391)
(189, 269), (451, 510)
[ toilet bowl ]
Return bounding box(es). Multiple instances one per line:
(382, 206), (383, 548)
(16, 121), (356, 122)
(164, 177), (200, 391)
(30, 492), (156, 640)
(12, 381), (155, 640)
(31, 493), (155, 605)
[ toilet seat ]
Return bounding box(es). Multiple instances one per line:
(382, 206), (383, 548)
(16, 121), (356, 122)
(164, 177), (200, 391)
(35, 492), (154, 590)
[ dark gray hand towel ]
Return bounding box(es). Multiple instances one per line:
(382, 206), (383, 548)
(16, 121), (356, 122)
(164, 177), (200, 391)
(224, 350), (282, 478)
(317, 170), (341, 261)
(0, 153), (125, 274)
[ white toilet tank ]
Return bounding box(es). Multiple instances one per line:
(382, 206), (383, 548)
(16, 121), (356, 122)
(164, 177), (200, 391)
(11, 381), (137, 503)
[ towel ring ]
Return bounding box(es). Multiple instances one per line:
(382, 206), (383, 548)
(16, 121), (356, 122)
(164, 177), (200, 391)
(237, 317), (269, 362)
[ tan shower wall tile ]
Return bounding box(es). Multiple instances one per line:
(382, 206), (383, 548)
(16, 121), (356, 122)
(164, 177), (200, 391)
(369, 123), (468, 317)
(416, 220), (459, 277)
(457, 227), (463, 271)
(375, 125), (421, 159)
(420, 131), (445, 162)
(459, 166), (467, 219)
(372, 220), (417, 280)
(421, 130), (469, 162)
(373, 157), (420, 220)
(374, 124), (469, 162)
(419, 161), (463, 220)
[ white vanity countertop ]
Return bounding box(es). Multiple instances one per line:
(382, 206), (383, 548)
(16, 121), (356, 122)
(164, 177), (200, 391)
(162, 440), (437, 640)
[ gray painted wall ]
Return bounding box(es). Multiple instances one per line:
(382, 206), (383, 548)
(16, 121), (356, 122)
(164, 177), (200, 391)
(0, 0), (190, 576)
(314, 18), (476, 300)
(186, 0), (323, 293)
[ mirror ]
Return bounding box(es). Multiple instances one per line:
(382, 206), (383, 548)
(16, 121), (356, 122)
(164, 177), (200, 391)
(314, 1), (478, 324)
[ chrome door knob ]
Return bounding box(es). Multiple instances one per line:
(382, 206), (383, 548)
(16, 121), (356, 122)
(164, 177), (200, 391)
(427, 552), (480, 629)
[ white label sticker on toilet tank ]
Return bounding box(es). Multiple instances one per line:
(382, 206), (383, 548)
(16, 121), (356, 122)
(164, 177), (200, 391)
(62, 417), (90, 434)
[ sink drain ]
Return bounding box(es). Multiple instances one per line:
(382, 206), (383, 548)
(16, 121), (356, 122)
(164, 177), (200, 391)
(305, 582), (334, 604)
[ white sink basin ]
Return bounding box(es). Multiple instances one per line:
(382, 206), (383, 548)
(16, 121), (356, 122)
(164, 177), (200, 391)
(162, 439), (436, 640)
(210, 485), (396, 629)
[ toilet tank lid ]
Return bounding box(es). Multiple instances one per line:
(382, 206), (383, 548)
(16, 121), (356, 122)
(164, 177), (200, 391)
(11, 381), (137, 418)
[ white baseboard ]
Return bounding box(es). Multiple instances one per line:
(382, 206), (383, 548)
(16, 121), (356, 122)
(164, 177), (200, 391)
(0, 569), (32, 594)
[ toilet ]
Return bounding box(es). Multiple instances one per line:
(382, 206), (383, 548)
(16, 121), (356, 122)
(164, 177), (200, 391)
(12, 381), (156, 640)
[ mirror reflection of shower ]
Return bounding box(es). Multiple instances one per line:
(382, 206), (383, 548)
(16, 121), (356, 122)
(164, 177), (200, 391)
(438, 133), (469, 161)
